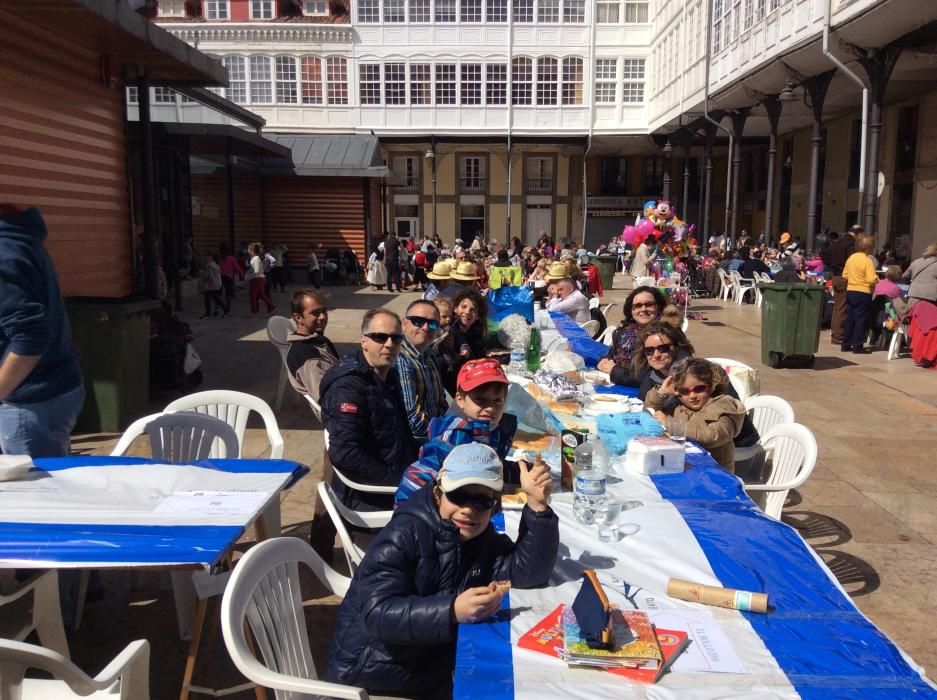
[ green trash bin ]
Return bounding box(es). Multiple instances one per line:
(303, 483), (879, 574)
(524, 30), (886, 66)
(759, 283), (824, 368)
(592, 255), (618, 291)
(67, 297), (161, 433)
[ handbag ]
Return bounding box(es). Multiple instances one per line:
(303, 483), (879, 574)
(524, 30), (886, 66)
(571, 569), (613, 649)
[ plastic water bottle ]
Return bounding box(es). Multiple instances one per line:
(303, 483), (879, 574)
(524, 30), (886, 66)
(509, 340), (526, 373)
(573, 435), (609, 525)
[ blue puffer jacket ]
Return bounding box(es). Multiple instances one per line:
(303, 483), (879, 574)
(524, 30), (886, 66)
(325, 483), (559, 696)
(320, 351), (418, 511)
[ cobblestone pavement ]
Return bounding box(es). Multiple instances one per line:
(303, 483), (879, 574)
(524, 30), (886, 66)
(64, 276), (937, 697)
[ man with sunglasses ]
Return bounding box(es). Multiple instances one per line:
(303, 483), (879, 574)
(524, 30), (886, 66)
(286, 289), (339, 402)
(320, 308), (418, 511)
(397, 300), (448, 443)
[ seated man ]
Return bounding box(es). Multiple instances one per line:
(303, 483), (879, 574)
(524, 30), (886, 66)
(286, 289), (339, 402)
(320, 309), (418, 511)
(397, 299), (448, 443)
(741, 249), (772, 280)
(546, 278), (591, 325)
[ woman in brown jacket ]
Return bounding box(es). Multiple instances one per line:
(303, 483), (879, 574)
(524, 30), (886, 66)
(644, 358), (746, 471)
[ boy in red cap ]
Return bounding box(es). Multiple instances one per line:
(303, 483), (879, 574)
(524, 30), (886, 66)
(395, 357), (519, 504)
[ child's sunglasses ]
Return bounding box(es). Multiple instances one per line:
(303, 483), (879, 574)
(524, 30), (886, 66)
(677, 384), (709, 396)
(445, 488), (499, 512)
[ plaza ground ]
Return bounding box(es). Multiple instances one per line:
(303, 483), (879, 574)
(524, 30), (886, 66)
(67, 275), (937, 698)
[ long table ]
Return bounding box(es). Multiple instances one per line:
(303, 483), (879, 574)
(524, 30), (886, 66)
(454, 444), (937, 699)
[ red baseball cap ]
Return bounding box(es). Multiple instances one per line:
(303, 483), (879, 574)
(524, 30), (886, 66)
(457, 358), (509, 392)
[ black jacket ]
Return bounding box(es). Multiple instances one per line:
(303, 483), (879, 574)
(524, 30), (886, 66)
(320, 351), (418, 510)
(829, 234), (857, 276)
(326, 484), (559, 696)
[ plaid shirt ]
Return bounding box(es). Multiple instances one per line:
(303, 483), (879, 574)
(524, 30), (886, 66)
(394, 412), (518, 505)
(396, 338), (448, 443)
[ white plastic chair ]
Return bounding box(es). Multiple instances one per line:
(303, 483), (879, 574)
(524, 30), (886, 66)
(588, 296), (600, 310)
(146, 413), (240, 462)
(0, 570), (69, 659)
(579, 319), (601, 338)
(744, 423), (817, 520)
(735, 395), (796, 464)
(887, 323), (907, 360)
(266, 316), (296, 411)
(304, 394), (322, 422)
(633, 275), (656, 288)
(164, 390), (285, 460)
(317, 481), (367, 574)
(716, 268), (733, 301)
(706, 357), (760, 402)
(0, 638), (149, 700)
(219, 537), (362, 700)
(322, 430), (395, 531)
(597, 325), (615, 347)
(730, 270), (757, 305)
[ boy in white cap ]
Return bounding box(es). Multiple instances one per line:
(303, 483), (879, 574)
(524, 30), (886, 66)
(327, 442), (557, 698)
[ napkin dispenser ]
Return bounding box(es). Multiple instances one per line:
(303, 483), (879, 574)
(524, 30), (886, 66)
(625, 437), (685, 475)
(0, 455), (34, 482)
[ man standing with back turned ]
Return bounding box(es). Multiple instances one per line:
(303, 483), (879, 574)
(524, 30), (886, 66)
(0, 205), (85, 457)
(829, 224), (860, 347)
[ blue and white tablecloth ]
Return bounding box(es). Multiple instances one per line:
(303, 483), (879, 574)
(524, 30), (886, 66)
(454, 449), (937, 699)
(0, 456), (307, 571)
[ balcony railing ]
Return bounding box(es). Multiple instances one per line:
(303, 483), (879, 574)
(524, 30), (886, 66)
(460, 177), (486, 194)
(394, 178), (419, 193)
(526, 177), (553, 194)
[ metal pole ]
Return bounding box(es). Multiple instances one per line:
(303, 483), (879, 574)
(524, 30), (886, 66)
(137, 74), (159, 300)
(806, 119), (822, 250)
(681, 145), (690, 220)
(762, 96), (782, 243)
(704, 149), (713, 239)
(863, 98), (882, 234)
(703, 0), (734, 246)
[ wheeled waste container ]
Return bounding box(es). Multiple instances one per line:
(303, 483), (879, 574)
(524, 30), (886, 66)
(592, 255), (618, 290)
(759, 283), (824, 368)
(67, 297), (160, 433)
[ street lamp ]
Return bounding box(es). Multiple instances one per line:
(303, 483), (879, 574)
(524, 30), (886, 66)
(425, 145), (437, 238)
(779, 79), (798, 103)
(661, 139), (673, 201)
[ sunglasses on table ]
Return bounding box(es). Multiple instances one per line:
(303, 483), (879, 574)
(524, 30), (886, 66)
(406, 316), (441, 331)
(643, 343), (673, 357)
(363, 332), (404, 345)
(677, 384), (710, 396)
(445, 488), (499, 512)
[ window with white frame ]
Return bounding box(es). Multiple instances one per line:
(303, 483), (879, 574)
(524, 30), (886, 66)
(384, 0), (405, 22)
(126, 86), (139, 103)
(249, 56), (273, 103)
(435, 64), (456, 105)
(359, 64), (381, 105)
(461, 0), (482, 21)
(621, 58), (645, 103)
(304, 0), (328, 14)
(460, 156), (484, 191)
(743, 0), (753, 29)
(623, 1), (648, 22)
(538, 0), (559, 22)
(250, 0), (273, 19)
(486, 64), (507, 104)
(597, 0), (618, 22)
(561, 57), (583, 105)
(205, 0), (229, 19)
(595, 58), (616, 103)
(512, 57), (532, 104)
(527, 156), (552, 192)
(513, 0), (533, 22)
(713, 0), (722, 52)
(732, 0), (741, 40)
(393, 156), (420, 188)
(301, 57), (323, 103)
(563, 0), (584, 22)
(410, 0), (430, 20)
(154, 87), (175, 103)
(223, 55), (246, 103)
(410, 64), (431, 105)
(385, 63), (406, 104)
(435, 0), (456, 21)
(358, 0), (379, 22)
(755, 0), (765, 21)
(486, 0), (507, 22)
(157, 0), (185, 17)
(326, 57), (348, 105)
(275, 56), (298, 103)
(536, 57), (557, 105)
(461, 64), (482, 105)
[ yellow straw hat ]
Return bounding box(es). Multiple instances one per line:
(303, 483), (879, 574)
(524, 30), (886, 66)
(426, 262), (451, 280)
(450, 261), (480, 281)
(545, 261), (570, 281)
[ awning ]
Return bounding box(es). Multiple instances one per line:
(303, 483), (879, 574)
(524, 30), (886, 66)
(0, 0), (226, 87)
(261, 134), (389, 177)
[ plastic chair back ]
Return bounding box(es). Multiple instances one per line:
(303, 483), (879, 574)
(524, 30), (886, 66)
(317, 482), (366, 574)
(588, 296), (600, 310)
(304, 394), (323, 422)
(0, 638), (150, 700)
(164, 390), (284, 459)
(743, 395), (795, 440)
(219, 538), (363, 700)
(579, 319), (601, 338)
(146, 413), (240, 462)
(745, 423), (817, 520)
(0, 571), (69, 659)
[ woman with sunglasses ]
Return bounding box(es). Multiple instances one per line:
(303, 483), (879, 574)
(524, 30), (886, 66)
(327, 442), (558, 698)
(644, 357), (746, 472)
(597, 285), (667, 386)
(630, 321), (695, 400)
